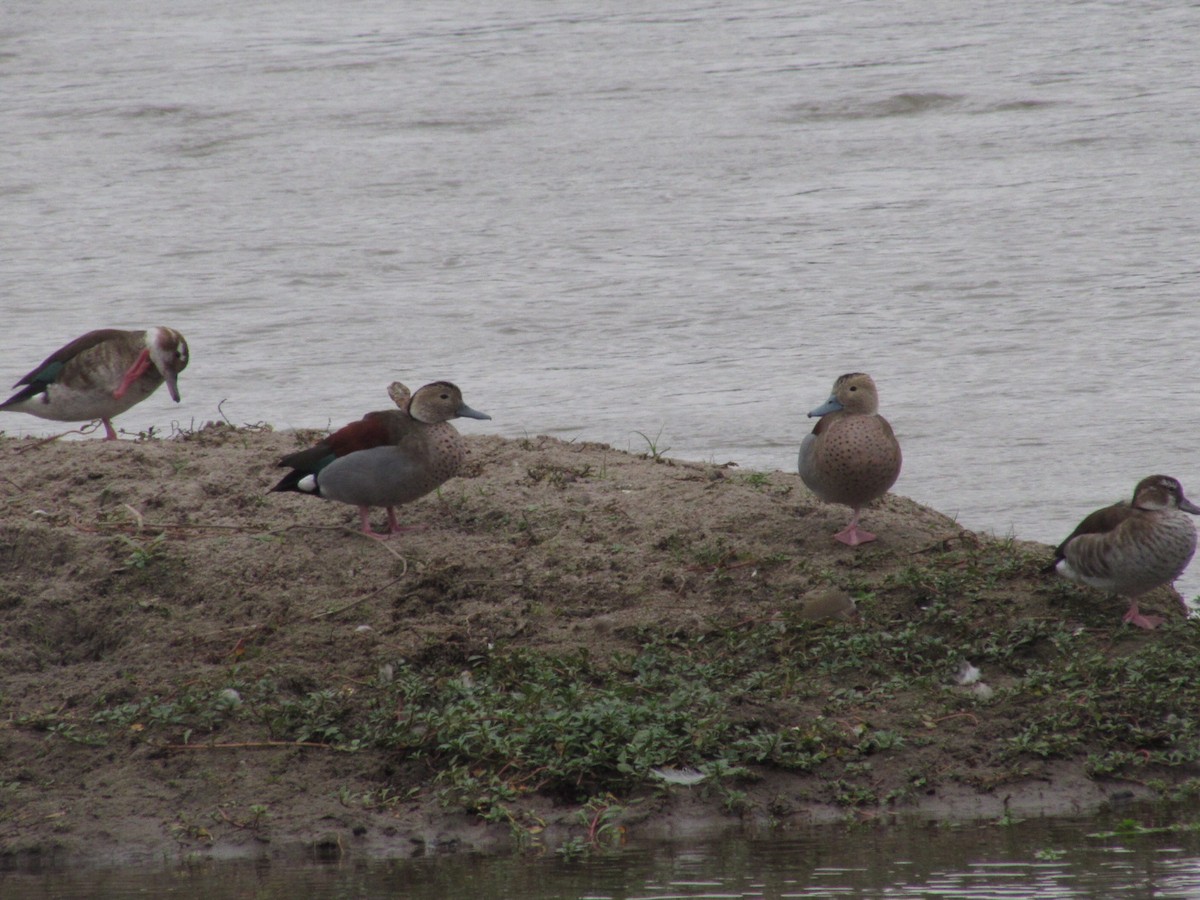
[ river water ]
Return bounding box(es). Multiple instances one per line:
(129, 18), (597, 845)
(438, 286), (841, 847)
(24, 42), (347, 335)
(3, 0), (1200, 887)
(7, 812), (1200, 897)
(5, 0), (1200, 567)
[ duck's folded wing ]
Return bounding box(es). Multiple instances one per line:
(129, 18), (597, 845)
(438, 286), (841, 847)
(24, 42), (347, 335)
(12, 329), (128, 388)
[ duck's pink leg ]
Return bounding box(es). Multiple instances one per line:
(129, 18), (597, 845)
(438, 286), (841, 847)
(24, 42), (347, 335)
(358, 507), (390, 540)
(834, 509), (876, 546)
(385, 507), (426, 535)
(113, 349), (152, 399)
(1122, 602), (1163, 630)
(101, 418), (118, 440)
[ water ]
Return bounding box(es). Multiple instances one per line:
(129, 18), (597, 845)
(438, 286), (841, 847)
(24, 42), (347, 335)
(4, 1), (1200, 578)
(6, 814), (1200, 897)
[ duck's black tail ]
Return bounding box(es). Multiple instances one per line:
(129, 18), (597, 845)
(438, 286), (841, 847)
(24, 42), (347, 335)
(269, 470), (305, 494)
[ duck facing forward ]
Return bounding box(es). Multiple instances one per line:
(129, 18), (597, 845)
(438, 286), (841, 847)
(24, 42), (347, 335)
(0, 327), (189, 440)
(270, 381), (490, 538)
(1048, 474), (1200, 630)
(799, 372), (902, 546)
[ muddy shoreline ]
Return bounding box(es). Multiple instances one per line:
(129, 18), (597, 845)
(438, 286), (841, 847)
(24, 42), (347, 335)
(1, 425), (1194, 868)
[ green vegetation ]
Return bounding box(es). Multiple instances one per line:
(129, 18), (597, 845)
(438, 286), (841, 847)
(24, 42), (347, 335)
(632, 427), (672, 463)
(6, 423), (1200, 855)
(14, 531), (1200, 842)
(1087, 818), (1200, 839)
(115, 532), (169, 570)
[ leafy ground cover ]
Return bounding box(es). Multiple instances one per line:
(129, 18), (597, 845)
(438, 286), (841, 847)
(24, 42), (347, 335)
(1, 424), (1198, 865)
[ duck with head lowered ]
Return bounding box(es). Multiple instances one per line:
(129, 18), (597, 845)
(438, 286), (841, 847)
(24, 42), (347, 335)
(0, 327), (189, 440)
(1047, 474), (1200, 630)
(799, 372), (902, 546)
(270, 381), (491, 538)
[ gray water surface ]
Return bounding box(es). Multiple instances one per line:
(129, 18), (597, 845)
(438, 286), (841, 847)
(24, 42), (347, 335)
(5, 2), (1199, 577)
(4, 8), (1200, 893)
(6, 813), (1200, 898)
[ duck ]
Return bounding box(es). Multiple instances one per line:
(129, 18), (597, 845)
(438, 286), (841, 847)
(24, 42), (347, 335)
(269, 380), (413, 494)
(799, 372), (902, 546)
(1047, 474), (1200, 630)
(0, 327), (189, 440)
(270, 381), (490, 538)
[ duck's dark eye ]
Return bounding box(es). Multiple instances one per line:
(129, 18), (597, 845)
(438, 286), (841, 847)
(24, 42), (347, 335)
(849, 386), (857, 392)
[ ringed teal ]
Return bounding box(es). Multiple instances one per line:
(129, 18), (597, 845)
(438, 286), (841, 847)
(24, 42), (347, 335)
(799, 372), (902, 546)
(270, 381), (490, 538)
(269, 379), (416, 496)
(1048, 474), (1200, 630)
(0, 327), (189, 440)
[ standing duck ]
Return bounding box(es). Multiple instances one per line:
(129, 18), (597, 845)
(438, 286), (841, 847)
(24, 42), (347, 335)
(1048, 475), (1200, 630)
(0, 327), (189, 440)
(799, 372), (902, 546)
(270, 381), (490, 538)
(269, 379), (414, 496)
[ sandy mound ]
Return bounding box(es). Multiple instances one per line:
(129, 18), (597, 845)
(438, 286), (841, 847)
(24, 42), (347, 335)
(0, 424), (1192, 866)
